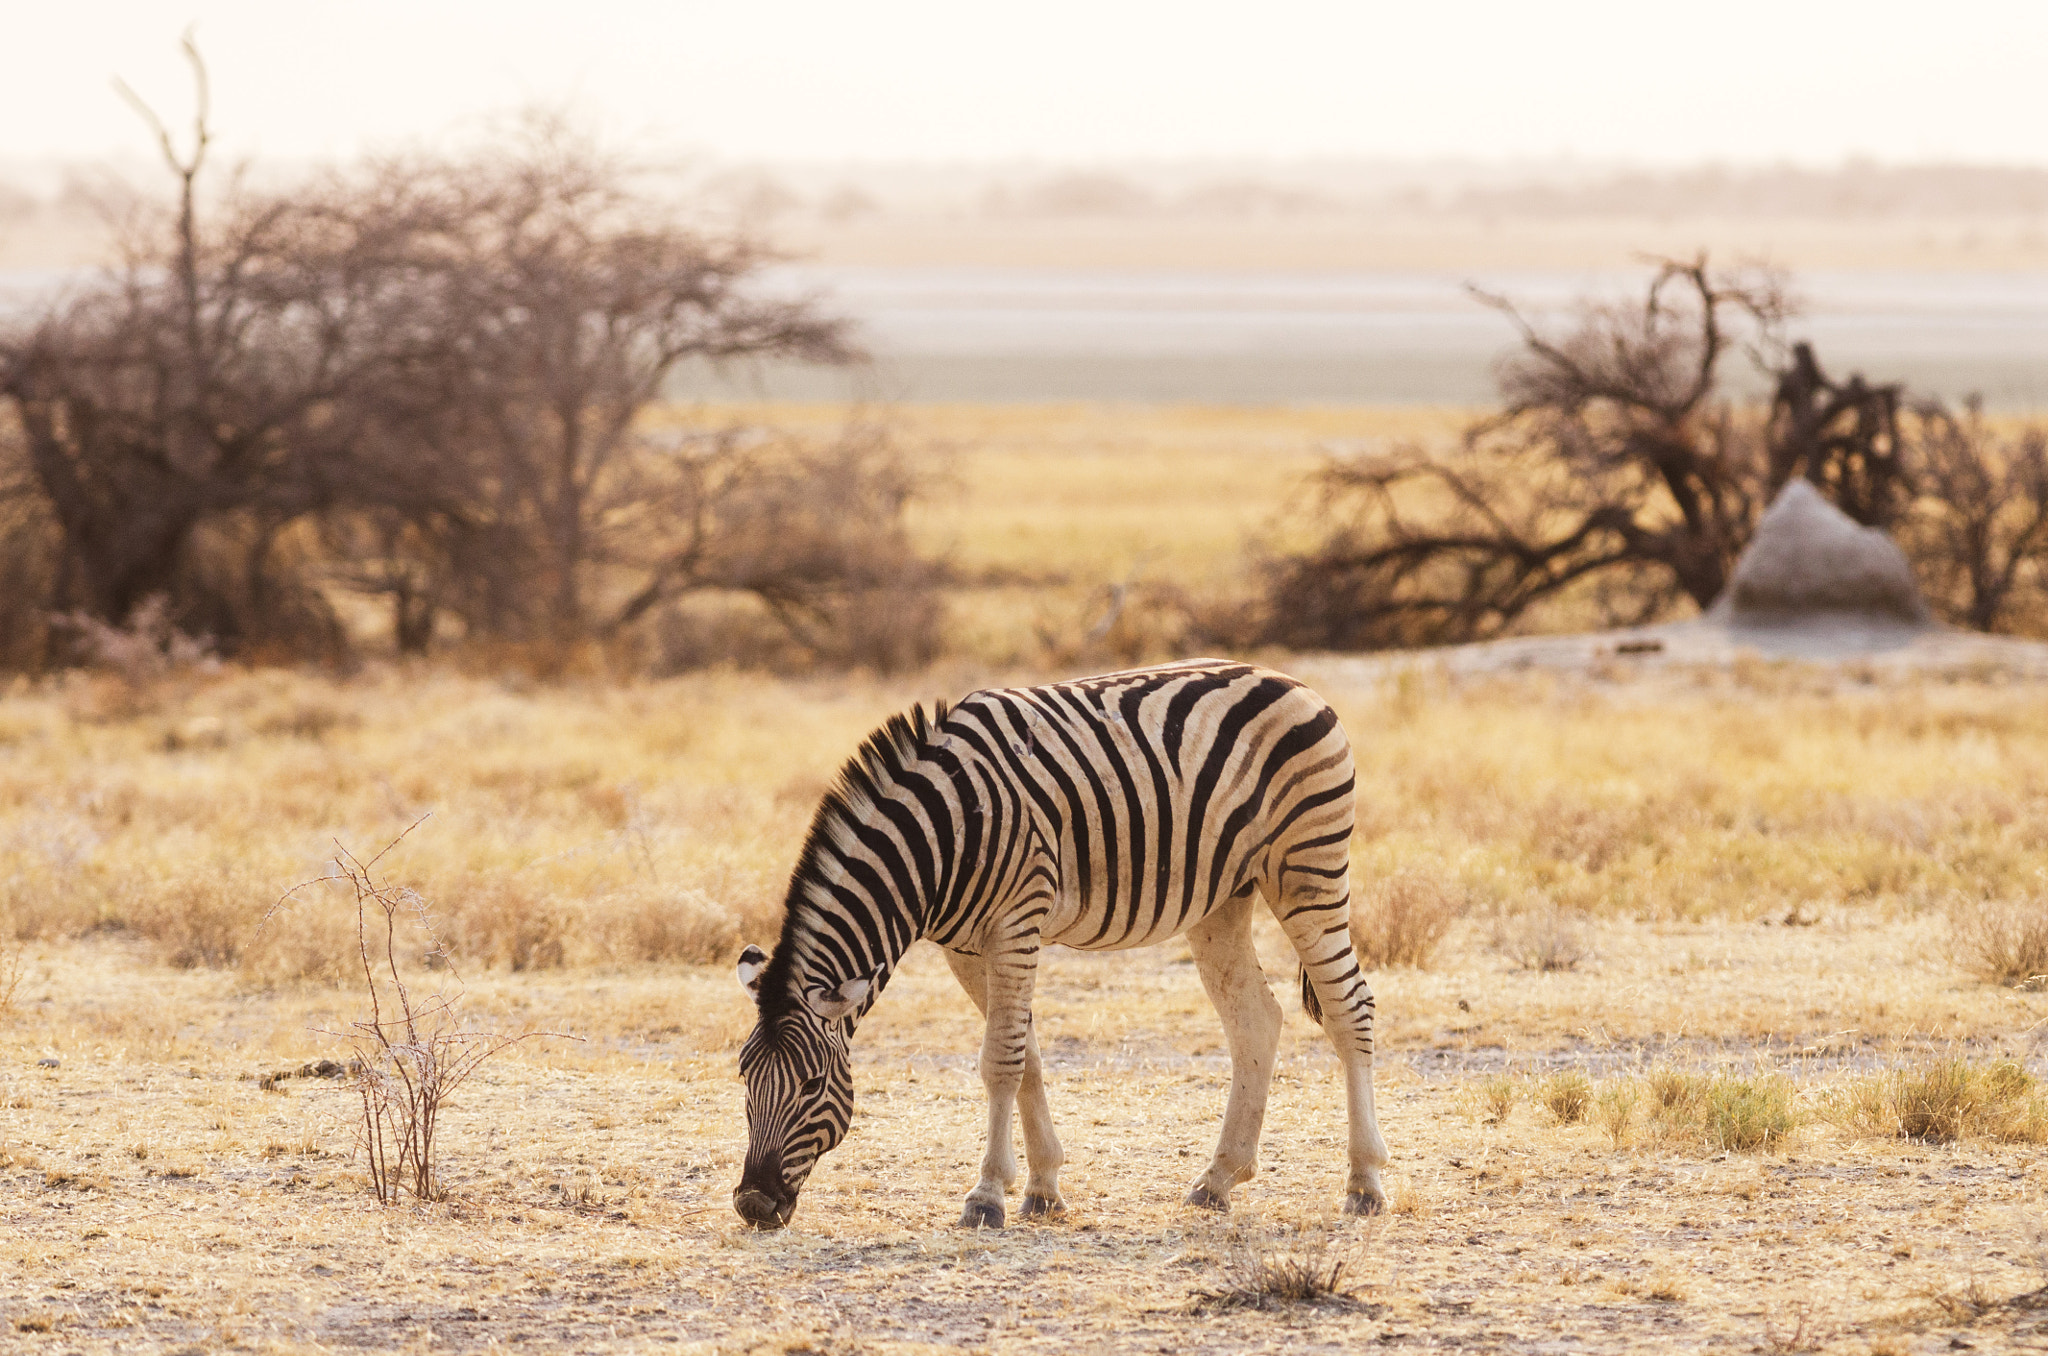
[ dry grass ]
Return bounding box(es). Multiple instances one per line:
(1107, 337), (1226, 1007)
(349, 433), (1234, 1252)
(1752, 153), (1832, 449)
(1946, 893), (2048, 988)
(2, 403), (2048, 1349)
(1491, 904), (1593, 972)
(1541, 1071), (1593, 1125)
(0, 927), (2042, 1353)
(1827, 1060), (2048, 1145)
(1701, 1075), (1800, 1153)
(1188, 1224), (1377, 1313)
(1350, 867), (1463, 969)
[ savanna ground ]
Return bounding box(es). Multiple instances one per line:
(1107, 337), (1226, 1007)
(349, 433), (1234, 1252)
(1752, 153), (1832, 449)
(3, 406), (2048, 1355)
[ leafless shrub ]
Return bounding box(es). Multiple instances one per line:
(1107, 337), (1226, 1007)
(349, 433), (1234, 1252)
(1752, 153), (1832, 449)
(1259, 254), (2048, 649)
(50, 596), (214, 684)
(0, 427), (56, 672)
(1491, 902), (1592, 972)
(1189, 1224), (1382, 1314)
(1351, 867), (1463, 969)
(1, 41), (875, 671)
(273, 820), (568, 1202)
(1946, 893), (2048, 988)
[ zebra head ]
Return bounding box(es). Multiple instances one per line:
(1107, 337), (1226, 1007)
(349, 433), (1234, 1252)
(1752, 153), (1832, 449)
(732, 942), (873, 1229)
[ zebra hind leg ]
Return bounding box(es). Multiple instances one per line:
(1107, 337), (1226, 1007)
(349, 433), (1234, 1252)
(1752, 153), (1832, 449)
(1270, 864), (1389, 1216)
(1182, 891), (1283, 1213)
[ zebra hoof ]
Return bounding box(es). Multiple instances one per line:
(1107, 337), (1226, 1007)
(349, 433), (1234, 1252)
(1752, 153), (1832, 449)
(958, 1199), (1006, 1229)
(1343, 1190), (1386, 1217)
(1185, 1185), (1230, 1212)
(1019, 1193), (1066, 1219)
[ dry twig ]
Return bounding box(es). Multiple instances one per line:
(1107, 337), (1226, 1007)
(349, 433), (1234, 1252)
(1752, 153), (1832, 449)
(273, 816), (572, 1202)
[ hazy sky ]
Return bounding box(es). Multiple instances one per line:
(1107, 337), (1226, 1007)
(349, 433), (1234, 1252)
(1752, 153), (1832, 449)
(6, 1), (2048, 167)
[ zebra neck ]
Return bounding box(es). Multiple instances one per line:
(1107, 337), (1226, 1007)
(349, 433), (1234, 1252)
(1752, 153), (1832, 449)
(767, 908), (913, 1032)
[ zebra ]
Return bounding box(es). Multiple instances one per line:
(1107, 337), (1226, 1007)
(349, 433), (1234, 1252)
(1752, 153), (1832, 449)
(732, 658), (1388, 1229)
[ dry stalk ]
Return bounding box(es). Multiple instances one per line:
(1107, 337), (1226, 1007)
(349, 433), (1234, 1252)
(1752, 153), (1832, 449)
(272, 816), (571, 1203)
(0, 937), (24, 1017)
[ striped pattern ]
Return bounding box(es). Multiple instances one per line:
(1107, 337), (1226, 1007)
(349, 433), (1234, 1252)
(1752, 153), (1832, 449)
(734, 659), (1388, 1230)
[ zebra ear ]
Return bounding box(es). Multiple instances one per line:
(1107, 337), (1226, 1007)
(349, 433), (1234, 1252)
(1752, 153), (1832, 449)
(736, 944), (769, 1000)
(801, 972), (874, 1021)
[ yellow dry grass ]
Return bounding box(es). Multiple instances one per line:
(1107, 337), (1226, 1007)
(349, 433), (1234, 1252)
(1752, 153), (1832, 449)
(649, 401), (1467, 664)
(2, 658), (2047, 1352)
(2, 403), (2047, 1351)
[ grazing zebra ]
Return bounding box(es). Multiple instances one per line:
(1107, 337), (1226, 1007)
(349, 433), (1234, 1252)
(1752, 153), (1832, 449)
(732, 659), (1388, 1230)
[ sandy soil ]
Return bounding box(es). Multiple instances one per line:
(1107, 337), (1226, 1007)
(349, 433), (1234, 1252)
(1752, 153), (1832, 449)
(1, 912), (2043, 1355)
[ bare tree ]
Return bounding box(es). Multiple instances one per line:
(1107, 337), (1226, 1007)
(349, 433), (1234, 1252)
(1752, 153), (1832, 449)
(354, 120), (856, 646)
(0, 45), (879, 668)
(1264, 257), (1788, 649)
(1767, 341), (1910, 528)
(1896, 398), (2048, 633)
(0, 37), (452, 653)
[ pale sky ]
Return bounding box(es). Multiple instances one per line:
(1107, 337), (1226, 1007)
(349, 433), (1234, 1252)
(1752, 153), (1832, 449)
(4, 1), (2047, 167)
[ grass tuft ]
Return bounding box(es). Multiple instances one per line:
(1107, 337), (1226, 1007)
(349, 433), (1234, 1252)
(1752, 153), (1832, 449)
(1628, 1067), (1796, 1154)
(1542, 1070), (1592, 1125)
(1474, 1073), (1518, 1126)
(1596, 1082), (1640, 1149)
(1828, 1059), (2048, 1144)
(1189, 1227), (1379, 1313)
(1702, 1075), (1797, 1152)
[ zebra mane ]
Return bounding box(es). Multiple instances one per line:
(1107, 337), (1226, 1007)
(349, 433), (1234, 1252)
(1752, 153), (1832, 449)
(754, 699), (952, 1032)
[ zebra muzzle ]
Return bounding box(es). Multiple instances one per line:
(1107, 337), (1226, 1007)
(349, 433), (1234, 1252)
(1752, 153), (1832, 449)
(733, 1185), (794, 1229)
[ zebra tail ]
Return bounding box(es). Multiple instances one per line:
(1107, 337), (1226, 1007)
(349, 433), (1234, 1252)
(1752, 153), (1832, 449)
(1299, 966), (1323, 1024)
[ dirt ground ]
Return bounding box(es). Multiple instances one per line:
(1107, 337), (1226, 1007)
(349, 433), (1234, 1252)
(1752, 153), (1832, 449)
(2, 905), (2044, 1355)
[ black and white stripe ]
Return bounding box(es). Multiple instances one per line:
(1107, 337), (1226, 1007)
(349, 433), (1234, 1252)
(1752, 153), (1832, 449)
(734, 659), (1388, 1229)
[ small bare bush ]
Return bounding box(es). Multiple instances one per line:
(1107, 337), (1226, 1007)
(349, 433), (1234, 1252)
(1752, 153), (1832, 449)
(1946, 893), (2048, 988)
(274, 821), (567, 1202)
(1190, 1225), (1380, 1314)
(1351, 868), (1463, 970)
(1542, 1070), (1592, 1125)
(1492, 903), (1591, 972)
(1828, 1059), (2048, 1145)
(52, 595), (215, 682)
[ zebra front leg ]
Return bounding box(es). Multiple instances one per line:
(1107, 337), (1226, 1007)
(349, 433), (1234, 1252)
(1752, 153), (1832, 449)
(1183, 891), (1283, 1212)
(944, 950), (1066, 1218)
(961, 937), (1043, 1228)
